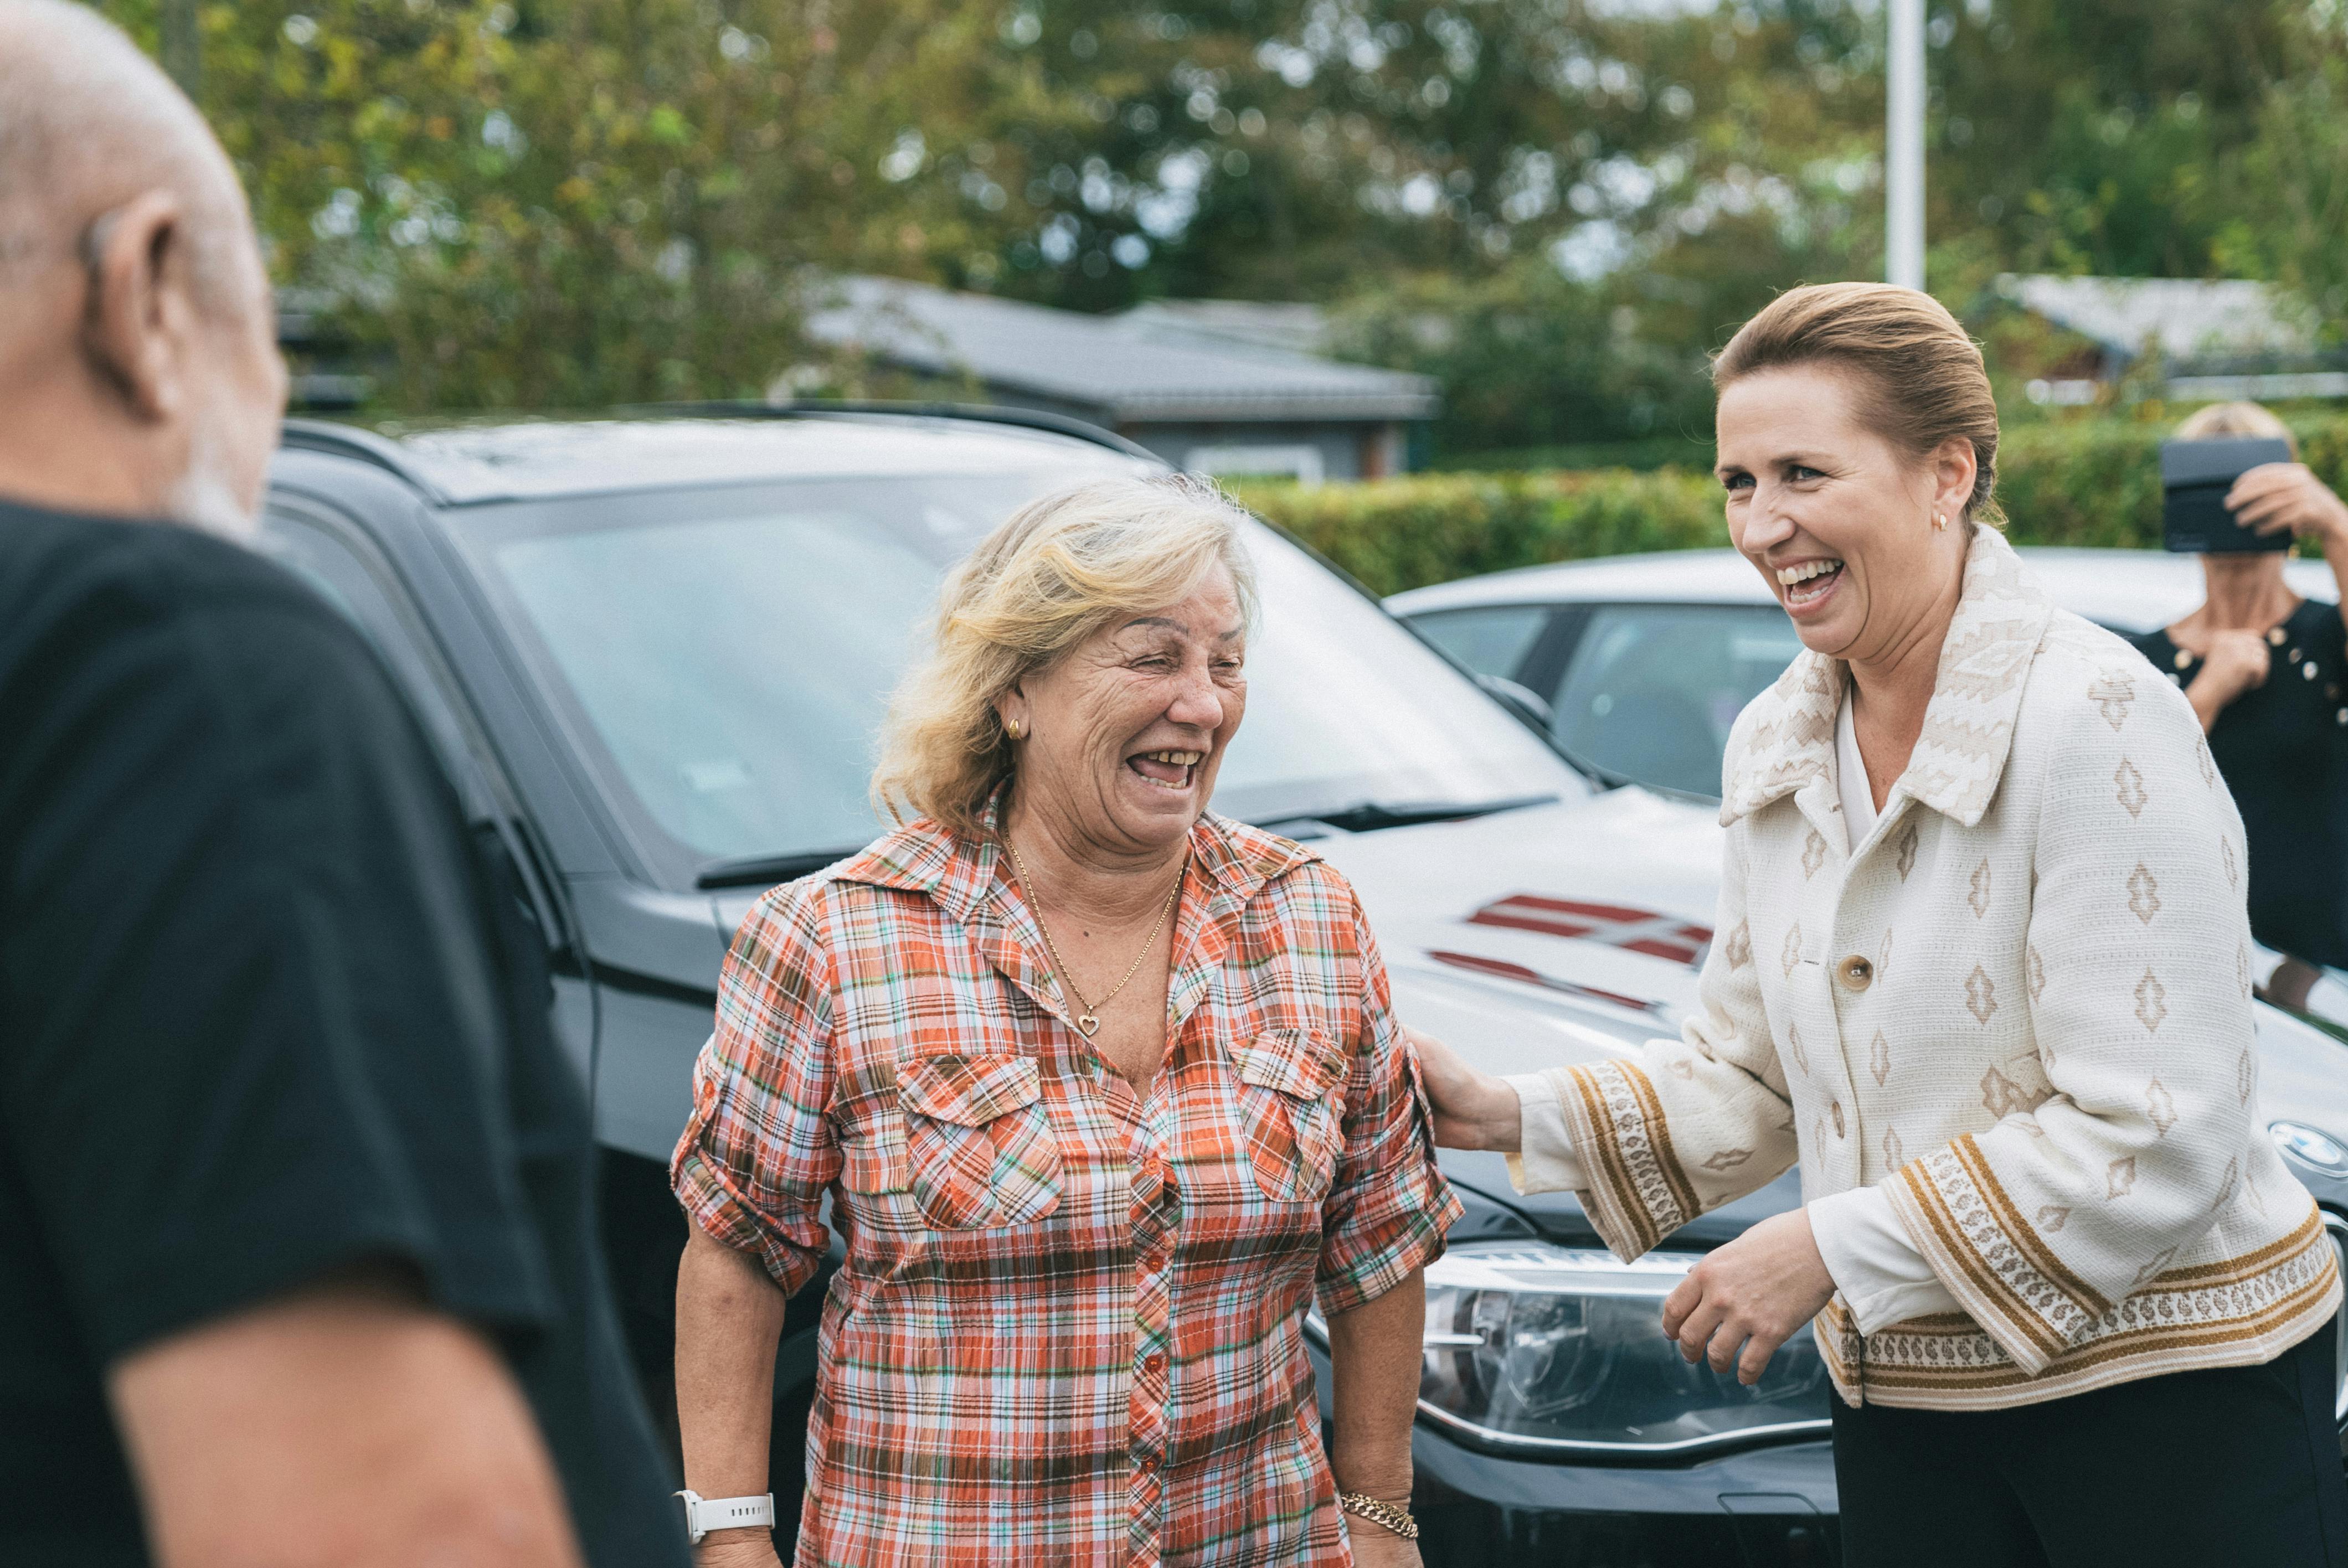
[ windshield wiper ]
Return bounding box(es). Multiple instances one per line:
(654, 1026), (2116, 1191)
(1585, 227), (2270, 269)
(696, 848), (867, 890)
(1249, 793), (1559, 838)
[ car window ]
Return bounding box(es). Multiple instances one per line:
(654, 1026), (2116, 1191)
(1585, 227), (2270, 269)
(257, 502), (485, 808)
(445, 474), (1588, 887)
(1549, 604), (1806, 798)
(1407, 605), (1552, 680)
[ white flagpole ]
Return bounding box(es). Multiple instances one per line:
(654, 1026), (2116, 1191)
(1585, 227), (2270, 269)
(1886, 0), (1926, 291)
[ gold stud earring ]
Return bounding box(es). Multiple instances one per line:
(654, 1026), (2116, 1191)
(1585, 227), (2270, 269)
(1932, 512), (1948, 531)
(1005, 717), (1024, 741)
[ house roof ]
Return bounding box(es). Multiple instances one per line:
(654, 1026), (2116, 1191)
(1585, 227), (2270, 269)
(804, 276), (1439, 424)
(1994, 274), (2318, 368)
(1114, 298), (1333, 358)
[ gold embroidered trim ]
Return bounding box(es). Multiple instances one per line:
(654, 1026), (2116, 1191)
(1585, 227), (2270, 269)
(1891, 1152), (2071, 1366)
(1559, 1060), (1695, 1260)
(1820, 1210), (2340, 1411)
(1624, 1063), (1701, 1225)
(1953, 1134), (2113, 1318)
(1561, 1066), (1651, 1256)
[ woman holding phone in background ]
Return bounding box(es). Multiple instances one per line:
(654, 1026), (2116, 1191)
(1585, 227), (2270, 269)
(2128, 401), (2348, 993)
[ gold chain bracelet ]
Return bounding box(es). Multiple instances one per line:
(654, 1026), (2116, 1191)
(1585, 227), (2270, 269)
(1336, 1492), (1419, 1542)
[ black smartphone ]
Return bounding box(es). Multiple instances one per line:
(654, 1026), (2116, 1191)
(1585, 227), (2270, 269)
(2160, 436), (2296, 554)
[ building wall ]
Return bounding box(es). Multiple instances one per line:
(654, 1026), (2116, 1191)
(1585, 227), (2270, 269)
(910, 381), (1422, 483)
(1118, 420), (1414, 483)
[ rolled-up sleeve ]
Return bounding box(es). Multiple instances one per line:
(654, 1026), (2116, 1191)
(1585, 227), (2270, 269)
(1316, 894), (1464, 1318)
(671, 881), (840, 1295)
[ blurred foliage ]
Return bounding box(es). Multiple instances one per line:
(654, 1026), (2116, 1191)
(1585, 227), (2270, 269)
(1326, 265), (1717, 460)
(1239, 468), (1726, 595)
(87, 0), (2348, 424)
(1245, 410), (2348, 596)
(1437, 434), (1721, 474)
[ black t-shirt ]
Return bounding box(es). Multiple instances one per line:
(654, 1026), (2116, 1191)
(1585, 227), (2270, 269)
(2130, 596), (2348, 968)
(0, 499), (688, 1567)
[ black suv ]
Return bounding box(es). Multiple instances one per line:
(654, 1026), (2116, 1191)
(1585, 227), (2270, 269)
(260, 407), (1877, 1565)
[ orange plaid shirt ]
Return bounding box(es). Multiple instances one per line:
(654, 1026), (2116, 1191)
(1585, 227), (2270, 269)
(672, 806), (1458, 1567)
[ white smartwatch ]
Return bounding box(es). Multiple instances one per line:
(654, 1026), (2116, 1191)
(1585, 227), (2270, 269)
(676, 1489), (777, 1545)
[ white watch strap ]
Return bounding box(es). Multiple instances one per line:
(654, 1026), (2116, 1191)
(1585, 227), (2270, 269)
(676, 1489), (776, 1544)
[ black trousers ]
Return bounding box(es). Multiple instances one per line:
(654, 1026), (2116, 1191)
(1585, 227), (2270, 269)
(1833, 1321), (2348, 1568)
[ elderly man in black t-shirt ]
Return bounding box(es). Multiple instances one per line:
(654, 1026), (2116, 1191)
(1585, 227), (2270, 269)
(0, 6), (687, 1566)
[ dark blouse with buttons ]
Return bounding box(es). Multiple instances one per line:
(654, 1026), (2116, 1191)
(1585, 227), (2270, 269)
(2129, 597), (2348, 968)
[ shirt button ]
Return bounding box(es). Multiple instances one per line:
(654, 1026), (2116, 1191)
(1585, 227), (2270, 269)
(1831, 1100), (1847, 1138)
(1837, 955), (1874, 991)
(1143, 1351), (1166, 1376)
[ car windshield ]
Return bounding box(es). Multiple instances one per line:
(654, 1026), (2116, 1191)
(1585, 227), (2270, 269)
(448, 471), (1585, 885)
(1548, 604), (1807, 798)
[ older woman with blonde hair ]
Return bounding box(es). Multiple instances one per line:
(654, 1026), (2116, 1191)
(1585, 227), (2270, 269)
(1419, 284), (2348, 1566)
(670, 474), (1458, 1567)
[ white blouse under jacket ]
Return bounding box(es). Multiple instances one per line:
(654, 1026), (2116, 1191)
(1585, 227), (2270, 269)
(1506, 526), (2340, 1410)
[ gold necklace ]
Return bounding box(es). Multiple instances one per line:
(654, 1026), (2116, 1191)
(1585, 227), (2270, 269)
(1002, 836), (1186, 1038)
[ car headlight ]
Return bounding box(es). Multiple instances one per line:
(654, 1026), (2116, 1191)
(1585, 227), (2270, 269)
(1402, 1242), (1831, 1454)
(2272, 1121), (2348, 1175)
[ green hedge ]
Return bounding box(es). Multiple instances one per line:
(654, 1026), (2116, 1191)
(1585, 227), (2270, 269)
(1240, 412), (2348, 597)
(1235, 469), (1724, 597)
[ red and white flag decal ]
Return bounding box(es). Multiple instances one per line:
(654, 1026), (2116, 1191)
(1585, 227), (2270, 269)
(1467, 894), (1712, 968)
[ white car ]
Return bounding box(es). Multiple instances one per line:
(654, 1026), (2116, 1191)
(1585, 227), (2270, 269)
(1389, 545), (2340, 801)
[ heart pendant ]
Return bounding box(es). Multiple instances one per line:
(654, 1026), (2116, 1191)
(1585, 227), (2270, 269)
(1077, 1014), (1100, 1036)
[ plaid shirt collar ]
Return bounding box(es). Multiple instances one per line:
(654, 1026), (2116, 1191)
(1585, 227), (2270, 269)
(833, 794), (1319, 1036)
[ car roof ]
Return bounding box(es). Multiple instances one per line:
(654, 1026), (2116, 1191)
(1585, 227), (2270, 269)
(1386, 545), (2341, 636)
(276, 410), (1154, 507)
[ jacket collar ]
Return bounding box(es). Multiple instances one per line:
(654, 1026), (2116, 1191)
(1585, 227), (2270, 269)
(1720, 525), (2055, 831)
(830, 792), (1317, 1035)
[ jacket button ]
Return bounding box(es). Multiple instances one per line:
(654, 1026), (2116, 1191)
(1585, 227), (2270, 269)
(1837, 955), (1874, 991)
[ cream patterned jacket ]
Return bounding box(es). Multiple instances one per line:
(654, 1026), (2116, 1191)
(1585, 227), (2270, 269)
(1511, 525), (2340, 1410)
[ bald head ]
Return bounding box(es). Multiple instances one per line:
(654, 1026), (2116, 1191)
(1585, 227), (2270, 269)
(0, 0), (251, 312)
(0, 0), (284, 536)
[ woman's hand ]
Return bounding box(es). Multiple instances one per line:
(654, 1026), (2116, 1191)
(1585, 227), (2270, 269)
(2228, 461), (2348, 552)
(2186, 628), (2272, 729)
(1659, 1208), (1836, 1385)
(1345, 1518), (1424, 1568)
(1402, 1026), (1521, 1152)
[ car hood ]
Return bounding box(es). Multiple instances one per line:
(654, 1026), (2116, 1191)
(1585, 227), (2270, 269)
(1303, 788), (1800, 1244)
(1310, 786), (2348, 1246)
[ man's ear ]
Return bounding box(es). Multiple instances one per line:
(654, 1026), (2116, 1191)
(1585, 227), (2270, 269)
(79, 190), (191, 422)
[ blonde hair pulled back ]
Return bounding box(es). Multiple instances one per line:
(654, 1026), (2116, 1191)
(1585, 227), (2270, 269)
(871, 472), (1258, 838)
(1713, 281), (2002, 525)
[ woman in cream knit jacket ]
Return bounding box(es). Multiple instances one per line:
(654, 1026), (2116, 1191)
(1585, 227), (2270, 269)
(1418, 284), (2348, 1567)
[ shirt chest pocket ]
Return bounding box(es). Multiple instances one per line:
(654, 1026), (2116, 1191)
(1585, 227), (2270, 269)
(897, 1053), (1065, 1231)
(1232, 1028), (1350, 1205)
